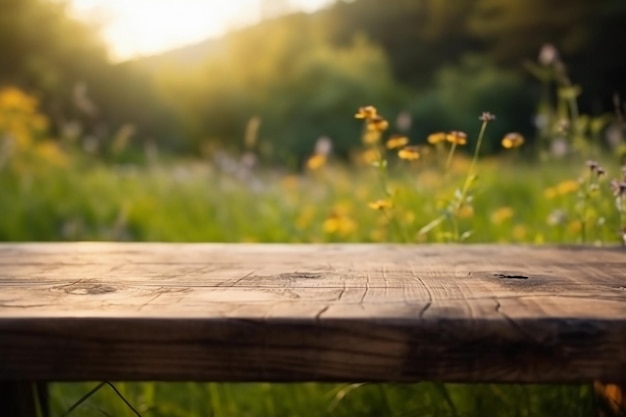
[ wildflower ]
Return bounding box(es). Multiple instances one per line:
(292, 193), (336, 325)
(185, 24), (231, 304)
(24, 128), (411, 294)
(610, 180), (626, 197)
(386, 134), (409, 149)
(446, 131), (467, 145)
(556, 180), (579, 195)
(323, 213), (356, 236)
(550, 137), (569, 157)
(366, 116), (389, 132)
(513, 224), (528, 240)
(567, 220), (582, 234)
(458, 205), (474, 219)
(360, 148), (380, 164)
(501, 133), (524, 149)
(556, 119), (570, 133)
(543, 187), (557, 199)
(538, 43), (559, 66)
(314, 136), (332, 156)
(362, 129), (381, 145)
(368, 199), (392, 210)
(491, 206), (514, 224)
(306, 154), (326, 171)
(398, 146), (420, 161)
(559, 86), (582, 101)
(396, 111), (412, 131)
(586, 160), (599, 172)
(0, 87), (38, 113)
(479, 112), (496, 122)
(355, 105), (377, 120)
(427, 132), (446, 145)
(547, 209), (567, 226)
(596, 167), (606, 177)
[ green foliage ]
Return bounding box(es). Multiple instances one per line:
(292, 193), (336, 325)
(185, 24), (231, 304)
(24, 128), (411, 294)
(410, 55), (535, 153)
(157, 26), (402, 164)
(468, 0), (593, 64)
(2, 0), (626, 161)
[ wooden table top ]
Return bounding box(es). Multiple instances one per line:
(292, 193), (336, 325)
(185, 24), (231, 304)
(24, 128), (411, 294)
(0, 243), (625, 383)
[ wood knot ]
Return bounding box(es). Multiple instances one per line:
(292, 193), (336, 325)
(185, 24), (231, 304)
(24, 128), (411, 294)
(57, 283), (117, 295)
(278, 272), (322, 280)
(494, 273), (529, 280)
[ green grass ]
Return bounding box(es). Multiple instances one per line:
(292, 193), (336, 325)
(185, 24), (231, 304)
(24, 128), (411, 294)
(49, 382), (594, 417)
(1, 154), (622, 245)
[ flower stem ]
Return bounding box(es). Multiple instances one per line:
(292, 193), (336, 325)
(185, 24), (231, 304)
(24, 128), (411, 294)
(451, 120), (490, 242)
(445, 142), (457, 171)
(468, 120), (488, 180)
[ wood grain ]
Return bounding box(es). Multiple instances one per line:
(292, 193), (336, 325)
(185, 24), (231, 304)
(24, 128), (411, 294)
(0, 243), (624, 383)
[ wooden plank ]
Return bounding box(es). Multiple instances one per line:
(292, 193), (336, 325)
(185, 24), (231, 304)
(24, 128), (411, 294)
(0, 243), (624, 383)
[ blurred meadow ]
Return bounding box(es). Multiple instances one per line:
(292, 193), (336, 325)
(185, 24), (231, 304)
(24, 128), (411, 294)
(2, 0), (626, 415)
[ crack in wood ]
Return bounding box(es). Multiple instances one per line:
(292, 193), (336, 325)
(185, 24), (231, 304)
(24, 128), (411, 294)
(315, 305), (330, 322)
(336, 280), (346, 302)
(138, 290), (165, 311)
(0, 303), (49, 308)
(359, 271), (371, 307)
(419, 301), (432, 319)
(409, 263), (433, 319)
(227, 271), (255, 287)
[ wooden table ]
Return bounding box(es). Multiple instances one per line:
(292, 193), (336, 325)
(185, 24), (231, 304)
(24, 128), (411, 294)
(1, 243), (625, 416)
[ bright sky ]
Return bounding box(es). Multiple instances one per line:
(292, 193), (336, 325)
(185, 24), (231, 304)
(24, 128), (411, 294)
(67, 0), (334, 61)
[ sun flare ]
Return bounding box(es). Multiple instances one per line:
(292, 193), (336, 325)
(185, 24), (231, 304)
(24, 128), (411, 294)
(68, 0), (334, 61)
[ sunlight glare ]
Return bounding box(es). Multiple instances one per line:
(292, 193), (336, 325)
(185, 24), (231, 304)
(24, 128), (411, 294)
(68, 0), (335, 61)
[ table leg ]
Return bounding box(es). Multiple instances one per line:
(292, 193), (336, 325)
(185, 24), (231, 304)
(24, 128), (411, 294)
(0, 381), (48, 417)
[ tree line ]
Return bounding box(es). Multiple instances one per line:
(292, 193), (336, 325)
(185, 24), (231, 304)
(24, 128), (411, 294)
(1, 0), (625, 165)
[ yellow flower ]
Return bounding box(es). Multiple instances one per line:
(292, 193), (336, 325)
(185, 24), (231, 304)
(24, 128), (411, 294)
(281, 175), (299, 191)
(458, 205), (474, 219)
(567, 220), (582, 234)
(446, 131), (468, 145)
(295, 206), (315, 229)
(427, 132), (446, 145)
(360, 148), (380, 164)
(491, 206), (514, 224)
(368, 199), (392, 210)
(398, 146), (420, 161)
(369, 228), (387, 242)
(543, 187), (557, 199)
(366, 116), (389, 132)
(306, 154), (326, 170)
(362, 129), (381, 145)
(355, 105), (378, 119)
(513, 224), (528, 241)
(36, 141), (67, 166)
(386, 134), (409, 149)
(502, 132), (524, 149)
(0, 87), (38, 113)
(556, 180), (579, 195)
(323, 213), (357, 236)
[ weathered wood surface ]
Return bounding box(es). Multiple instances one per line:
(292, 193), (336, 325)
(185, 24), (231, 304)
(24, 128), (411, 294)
(0, 243), (625, 383)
